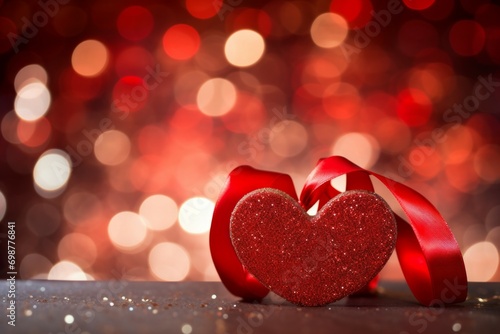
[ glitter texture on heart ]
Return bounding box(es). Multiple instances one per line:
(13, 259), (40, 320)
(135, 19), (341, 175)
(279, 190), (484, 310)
(230, 188), (397, 306)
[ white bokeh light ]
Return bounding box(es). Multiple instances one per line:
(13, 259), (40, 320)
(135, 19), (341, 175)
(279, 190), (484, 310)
(224, 29), (265, 67)
(33, 149), (72, 193)
(149, 242), (190, 281)
(331, 132), (380, 169)
(196, 78), (237, 116)
(108, 211), (148, 251)
(48, 261), (89, 281)
(463, 241), (499, 281)
(14, 82), (51, 122)
(139, 194), (178, 231)
(178, 197), (214, 234)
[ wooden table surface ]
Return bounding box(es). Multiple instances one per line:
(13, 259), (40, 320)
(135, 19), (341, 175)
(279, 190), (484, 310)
(1, 281), (499, 333)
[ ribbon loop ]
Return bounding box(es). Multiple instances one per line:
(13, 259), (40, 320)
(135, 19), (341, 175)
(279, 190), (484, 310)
(209, 166), (297, 300)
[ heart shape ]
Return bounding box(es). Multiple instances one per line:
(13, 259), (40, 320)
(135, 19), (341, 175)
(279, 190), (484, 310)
(230, 188), (397, 306)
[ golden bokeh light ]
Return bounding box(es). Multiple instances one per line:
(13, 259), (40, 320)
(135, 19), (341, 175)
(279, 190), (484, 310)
(269, 120), (308, 158)
(332, 133), (380, 169)
(94, 130), (131, 166)
(108, 211), (148, 251)
(224, 29), (265, 67)
(463, 241), (499, 281)
(139, 194), (178, 231)
(149, 242), (191, 281)
(196, 78), (237, 116)
(14, 64), (48, 92)
(71, 39), (109, 77)
(310, 13), (348, 48)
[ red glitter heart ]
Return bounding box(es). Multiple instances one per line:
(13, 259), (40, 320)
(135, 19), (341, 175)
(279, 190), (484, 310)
(230, 188), (397, 306)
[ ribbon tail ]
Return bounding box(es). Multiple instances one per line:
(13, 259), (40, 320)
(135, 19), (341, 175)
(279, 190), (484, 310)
(376, 178), (468, 305)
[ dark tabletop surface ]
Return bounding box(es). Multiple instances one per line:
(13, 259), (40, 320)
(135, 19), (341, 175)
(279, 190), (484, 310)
(1, 280), (499, 334)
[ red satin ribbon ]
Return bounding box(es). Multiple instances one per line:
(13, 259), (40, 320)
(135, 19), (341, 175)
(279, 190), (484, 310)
(210, 156), (468, 305)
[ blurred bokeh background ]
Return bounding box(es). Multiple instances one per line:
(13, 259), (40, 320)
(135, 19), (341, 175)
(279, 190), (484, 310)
(0, 0), (499, 283)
